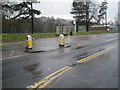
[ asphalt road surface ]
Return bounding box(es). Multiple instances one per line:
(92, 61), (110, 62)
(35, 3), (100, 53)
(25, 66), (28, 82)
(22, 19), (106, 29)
(1, 33), (119, 89)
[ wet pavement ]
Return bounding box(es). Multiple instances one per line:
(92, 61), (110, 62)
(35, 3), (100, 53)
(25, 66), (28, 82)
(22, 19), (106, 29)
(47, 47), (118, 88)
(2, 33), (119, 88)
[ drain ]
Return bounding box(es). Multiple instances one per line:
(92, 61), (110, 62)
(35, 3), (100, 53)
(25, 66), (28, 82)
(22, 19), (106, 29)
(71, 45), (88, 50)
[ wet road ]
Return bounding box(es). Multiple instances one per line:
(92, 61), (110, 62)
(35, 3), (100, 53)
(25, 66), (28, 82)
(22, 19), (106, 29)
(2, 33), (119, 88)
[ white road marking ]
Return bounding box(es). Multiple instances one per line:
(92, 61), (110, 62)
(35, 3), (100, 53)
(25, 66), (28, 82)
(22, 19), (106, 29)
(10, 51), (15, 56)
(1, 54), (30, 60)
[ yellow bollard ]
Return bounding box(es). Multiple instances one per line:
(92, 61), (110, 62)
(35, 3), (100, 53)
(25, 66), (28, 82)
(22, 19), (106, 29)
(26, 35), (32, 49)
(59, 34), (65, 46)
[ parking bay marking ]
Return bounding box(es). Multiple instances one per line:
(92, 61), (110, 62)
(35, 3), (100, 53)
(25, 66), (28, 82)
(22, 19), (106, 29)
(28, 44), (117, 89)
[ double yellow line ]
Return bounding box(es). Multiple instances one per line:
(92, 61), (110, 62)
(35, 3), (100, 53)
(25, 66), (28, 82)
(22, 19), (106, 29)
(38, 67), (72, 88)
(28, 66), (69, 89)
(27, 45), (117, 89)
(77, 45), (116, 63)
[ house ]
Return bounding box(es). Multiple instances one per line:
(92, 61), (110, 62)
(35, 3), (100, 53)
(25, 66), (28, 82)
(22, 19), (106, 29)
(90, 25), (109, 31)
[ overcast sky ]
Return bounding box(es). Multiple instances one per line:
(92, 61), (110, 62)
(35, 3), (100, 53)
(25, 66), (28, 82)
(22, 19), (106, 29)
(33, 0), (119, 21)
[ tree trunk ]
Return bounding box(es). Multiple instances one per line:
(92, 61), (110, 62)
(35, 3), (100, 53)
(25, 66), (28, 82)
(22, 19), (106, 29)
(86, 22), (89, 32)
(76, 24), (79, 32)
(86, 2), (89, 32)
(76, 21), (79, 32)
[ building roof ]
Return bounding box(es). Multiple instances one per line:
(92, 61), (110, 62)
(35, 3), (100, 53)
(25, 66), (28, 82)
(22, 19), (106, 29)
(91, 25), (110, 27)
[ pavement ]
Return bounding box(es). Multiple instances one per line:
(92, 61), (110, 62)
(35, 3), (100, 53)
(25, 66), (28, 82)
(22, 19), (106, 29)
(1, 33), (119, 89)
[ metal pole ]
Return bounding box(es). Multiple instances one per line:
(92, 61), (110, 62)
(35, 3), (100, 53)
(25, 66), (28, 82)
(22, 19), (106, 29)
(105, 10), (107, 30)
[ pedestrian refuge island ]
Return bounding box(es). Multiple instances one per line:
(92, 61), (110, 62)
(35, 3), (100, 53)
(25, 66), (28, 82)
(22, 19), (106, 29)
(25, 34), (71, 53)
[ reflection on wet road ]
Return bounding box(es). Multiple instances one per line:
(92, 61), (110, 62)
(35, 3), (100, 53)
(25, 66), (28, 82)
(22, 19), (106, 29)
(27, 45), (118, 89)
(2, 33), (119, 88)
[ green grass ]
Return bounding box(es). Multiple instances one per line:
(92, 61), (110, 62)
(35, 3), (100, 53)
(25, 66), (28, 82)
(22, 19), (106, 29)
(1, 30), (119, 41)
(30, 33), (57, 38)
(1, 33), (57, 41)
(1, 34), (25, 41)
(76, 30), (119, 35)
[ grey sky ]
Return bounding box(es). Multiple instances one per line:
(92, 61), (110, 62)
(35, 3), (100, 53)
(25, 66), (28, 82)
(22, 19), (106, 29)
(33, 0), (119, 21)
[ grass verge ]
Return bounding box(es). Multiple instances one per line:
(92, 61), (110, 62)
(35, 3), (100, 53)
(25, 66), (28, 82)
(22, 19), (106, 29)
(76, 30), (119, 35)
(1, 30), (119, 41)
(1, 33), (57, 41)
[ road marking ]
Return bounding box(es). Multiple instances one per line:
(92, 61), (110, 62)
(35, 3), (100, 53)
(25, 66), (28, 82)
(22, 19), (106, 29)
(28, 66), (69, 89)
(77, 45), (117, 63)
(103, 38), (118, 42)
(39, 67), (72, 88)
(27, 44), (117, 89)
(1, 54), (30, 60)
(0, 41), (25, 45)
(48, 72), (65, 88)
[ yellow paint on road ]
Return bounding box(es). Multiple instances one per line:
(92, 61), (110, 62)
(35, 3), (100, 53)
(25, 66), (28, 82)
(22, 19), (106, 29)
(39, 67), (72, 88)
(28, 44), (117, 89)
(0, 41), (25, 45)
(77, 45), (117, 63)
(28, 66), (69, 89)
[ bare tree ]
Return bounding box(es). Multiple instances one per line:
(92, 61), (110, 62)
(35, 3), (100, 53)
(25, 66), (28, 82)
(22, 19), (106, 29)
(71, 1), (99, 32)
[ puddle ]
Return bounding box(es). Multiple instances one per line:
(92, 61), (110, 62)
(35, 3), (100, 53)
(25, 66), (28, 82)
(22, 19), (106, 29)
(75, 53), (89, 60)
(23, 63), (42, 76)
(71, 45), (88, 50)
(69, 63), (77, 67)
(31, 51), (45, 53)
(74, 46), (86, 49)
(32, 73), (43, 79)
(59, 47), (64, 53)
(76, 53), (88, 58)
(98, 49), (105, 52)
(75, 48), (106, 60)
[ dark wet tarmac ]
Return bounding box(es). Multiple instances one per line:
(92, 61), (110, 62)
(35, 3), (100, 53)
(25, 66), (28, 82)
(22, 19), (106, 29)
(2, 33), (119, 88)
(47, 47), (118, 88)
